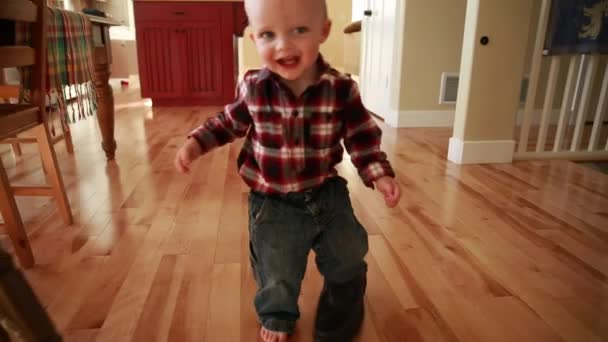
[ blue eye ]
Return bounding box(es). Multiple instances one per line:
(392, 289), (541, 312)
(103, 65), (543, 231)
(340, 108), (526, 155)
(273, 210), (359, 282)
(294, 27), (309, 34)
(260, 31), (275, 39)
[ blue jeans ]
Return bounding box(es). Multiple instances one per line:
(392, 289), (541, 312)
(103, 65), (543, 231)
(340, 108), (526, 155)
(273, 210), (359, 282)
(248, 176), (369, 334)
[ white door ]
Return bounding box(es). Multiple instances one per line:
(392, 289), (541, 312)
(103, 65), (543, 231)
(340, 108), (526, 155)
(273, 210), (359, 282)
(359, 0), (398, 120)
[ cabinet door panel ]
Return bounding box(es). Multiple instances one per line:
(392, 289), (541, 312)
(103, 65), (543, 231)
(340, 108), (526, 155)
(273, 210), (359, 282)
(134, 3), (237, 105)
(136, 23), (181, 99)
(183, 23), (223, 99)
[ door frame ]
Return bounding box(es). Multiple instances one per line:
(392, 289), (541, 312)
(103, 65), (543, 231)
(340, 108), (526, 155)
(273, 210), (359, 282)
(358, 0), (406, 127)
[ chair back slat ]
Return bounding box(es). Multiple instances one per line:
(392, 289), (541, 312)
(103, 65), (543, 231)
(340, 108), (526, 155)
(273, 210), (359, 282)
(0, 1), (38, 22)
(0, 46), (35, 68)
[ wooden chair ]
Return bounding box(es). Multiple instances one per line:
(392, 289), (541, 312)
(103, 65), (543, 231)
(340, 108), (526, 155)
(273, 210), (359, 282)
(0, 0), (73, 268)
(1, 69), (75, 157)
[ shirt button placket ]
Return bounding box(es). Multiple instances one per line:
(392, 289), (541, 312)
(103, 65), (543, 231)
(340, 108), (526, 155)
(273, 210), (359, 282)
(292, 109), (300, 145)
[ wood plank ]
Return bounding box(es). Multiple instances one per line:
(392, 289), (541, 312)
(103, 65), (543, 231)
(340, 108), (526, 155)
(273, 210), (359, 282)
(66, 224), (151, 330)
(167, 146), (230, 341)
(6, 86), (606, 342)
(214, 143), (246, 263)
(365, 251), (430, 342)
(62, 329), (99, 342)
(0, 47), (35, 68)
(368, 236), (419, 310)
(0, 85), (20, 99)
(204, 263), (241, 342)
(131, 254), (187, 342)
(0, 104), (39, 139)
(94, 215), (176, 341)
(45, 256), (107, 331)
(11, 186), (53, 196)
(2, 134), (66, 145)
(399, 166), (607, 341)
(0, 0), (38, 22)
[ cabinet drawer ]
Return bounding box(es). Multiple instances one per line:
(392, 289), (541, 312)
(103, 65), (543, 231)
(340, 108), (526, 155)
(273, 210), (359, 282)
(134, 2), (226, 22)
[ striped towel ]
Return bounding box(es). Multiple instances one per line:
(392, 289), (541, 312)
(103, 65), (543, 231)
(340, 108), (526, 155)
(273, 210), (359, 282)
(17, 7), (97, 125)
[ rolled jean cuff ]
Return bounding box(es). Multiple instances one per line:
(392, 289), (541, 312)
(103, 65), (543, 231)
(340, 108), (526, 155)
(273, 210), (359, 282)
(262, 318), (296, 334)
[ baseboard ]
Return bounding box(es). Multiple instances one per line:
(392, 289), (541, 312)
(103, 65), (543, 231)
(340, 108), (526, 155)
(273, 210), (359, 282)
(448, 137), (515, 164)
(395, 110), (455, 128)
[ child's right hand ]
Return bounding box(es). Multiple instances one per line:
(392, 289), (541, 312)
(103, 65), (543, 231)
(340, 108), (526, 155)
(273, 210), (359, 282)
(174, 139), (203, 174)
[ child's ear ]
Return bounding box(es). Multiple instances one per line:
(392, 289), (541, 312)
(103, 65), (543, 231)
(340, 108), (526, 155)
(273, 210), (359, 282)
(249, 32), (255, 42)
(320, 19), (332, 43)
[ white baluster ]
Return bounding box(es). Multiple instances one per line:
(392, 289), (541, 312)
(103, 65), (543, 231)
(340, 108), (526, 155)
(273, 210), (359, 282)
(571, 55), (598, 151)
(518, 0), (551, 153)
(554, 56), (580, 152)
(589, 62), (608, 151)
(536, 56), (560, 152)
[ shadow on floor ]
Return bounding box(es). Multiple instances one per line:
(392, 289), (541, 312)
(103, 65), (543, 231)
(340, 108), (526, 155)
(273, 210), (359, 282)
(577, 162), (608, 175)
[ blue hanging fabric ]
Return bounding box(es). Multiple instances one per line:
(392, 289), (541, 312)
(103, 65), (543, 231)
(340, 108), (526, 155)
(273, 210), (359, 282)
(545, 0), (608, 55)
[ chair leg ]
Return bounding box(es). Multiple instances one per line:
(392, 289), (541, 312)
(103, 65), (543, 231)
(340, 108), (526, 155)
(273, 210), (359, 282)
(61, 123), (74, 154)
(0, 158), (34, 268)
(40, 154), (48, 175)
(32, 124), (73, 225)
(10, 136), (22, 157)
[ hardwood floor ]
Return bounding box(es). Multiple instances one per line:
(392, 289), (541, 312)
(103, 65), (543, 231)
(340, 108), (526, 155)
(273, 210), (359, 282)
(1, 86), (607, 341)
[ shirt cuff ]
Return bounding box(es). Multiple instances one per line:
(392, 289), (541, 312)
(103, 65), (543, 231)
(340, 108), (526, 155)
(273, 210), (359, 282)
(360, 161), (395, 188)
(187, 128), (217, 154)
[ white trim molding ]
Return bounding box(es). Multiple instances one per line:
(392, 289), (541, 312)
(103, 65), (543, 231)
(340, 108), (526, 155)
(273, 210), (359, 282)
(448, 137), (515, 164)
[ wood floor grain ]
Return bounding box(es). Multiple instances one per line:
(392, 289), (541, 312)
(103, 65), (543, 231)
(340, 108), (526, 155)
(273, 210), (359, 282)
(1, 87), (607, 341)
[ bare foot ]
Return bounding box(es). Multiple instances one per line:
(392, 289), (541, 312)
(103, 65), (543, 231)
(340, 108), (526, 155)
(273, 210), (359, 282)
(260, 326), (287, 342)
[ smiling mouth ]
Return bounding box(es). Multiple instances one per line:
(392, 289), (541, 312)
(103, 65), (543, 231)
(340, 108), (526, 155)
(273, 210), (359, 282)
(277, 56), (300, 69)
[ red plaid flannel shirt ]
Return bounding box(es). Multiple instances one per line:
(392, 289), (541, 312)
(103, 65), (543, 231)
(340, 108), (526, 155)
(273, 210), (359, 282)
(189, 58), (395, 194)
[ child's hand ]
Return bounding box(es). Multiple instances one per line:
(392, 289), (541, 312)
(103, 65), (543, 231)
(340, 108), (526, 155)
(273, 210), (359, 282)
(174, 139), (203, 174)
(375, 176), (401, 208)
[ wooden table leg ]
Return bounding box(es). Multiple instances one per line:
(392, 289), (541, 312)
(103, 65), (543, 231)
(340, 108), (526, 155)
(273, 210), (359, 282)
(93, 48), (116, 160)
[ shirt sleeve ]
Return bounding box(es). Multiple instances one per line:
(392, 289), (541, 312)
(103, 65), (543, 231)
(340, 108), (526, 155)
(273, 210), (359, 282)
(188, 77), (252, 153)
(342, 81), (395, 188)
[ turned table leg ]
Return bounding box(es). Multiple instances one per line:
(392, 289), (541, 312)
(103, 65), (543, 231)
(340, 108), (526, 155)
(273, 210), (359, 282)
(90, 19), (119, 161)
(93, 46), (116, 160)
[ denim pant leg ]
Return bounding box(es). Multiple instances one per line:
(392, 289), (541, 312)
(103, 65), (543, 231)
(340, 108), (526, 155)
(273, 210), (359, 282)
(312, 177), (369, 284)
(248, 192), (315, 334)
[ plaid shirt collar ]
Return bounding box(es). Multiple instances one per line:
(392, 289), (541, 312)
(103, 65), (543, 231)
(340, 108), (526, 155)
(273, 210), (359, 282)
(255, 54), (333, 88)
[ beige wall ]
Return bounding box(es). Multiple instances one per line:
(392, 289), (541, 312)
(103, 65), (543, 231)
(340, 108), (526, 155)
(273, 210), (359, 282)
(394, 0), (592, 115)
(110, 40), (139, 79)
(240, 27), (263, 72)
(321, 0), (352, 70)
(453, 0), (532, 141)
(343, 31), (361, 76)
(240, 0), (352, 72)
(398, 0), (467, 111)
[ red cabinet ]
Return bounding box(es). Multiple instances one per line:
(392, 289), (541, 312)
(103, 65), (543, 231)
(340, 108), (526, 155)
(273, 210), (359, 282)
(134, 2), (247, 106)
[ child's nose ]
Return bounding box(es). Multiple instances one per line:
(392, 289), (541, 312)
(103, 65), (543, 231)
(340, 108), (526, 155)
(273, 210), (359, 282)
(276, 37), (293, 51)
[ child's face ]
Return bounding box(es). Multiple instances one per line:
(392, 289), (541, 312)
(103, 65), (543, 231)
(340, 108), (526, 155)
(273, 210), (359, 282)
(247, 0), (331, 82)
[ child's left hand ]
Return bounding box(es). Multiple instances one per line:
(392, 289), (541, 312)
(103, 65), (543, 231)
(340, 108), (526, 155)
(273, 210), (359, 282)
(375, 176), (401, 208)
